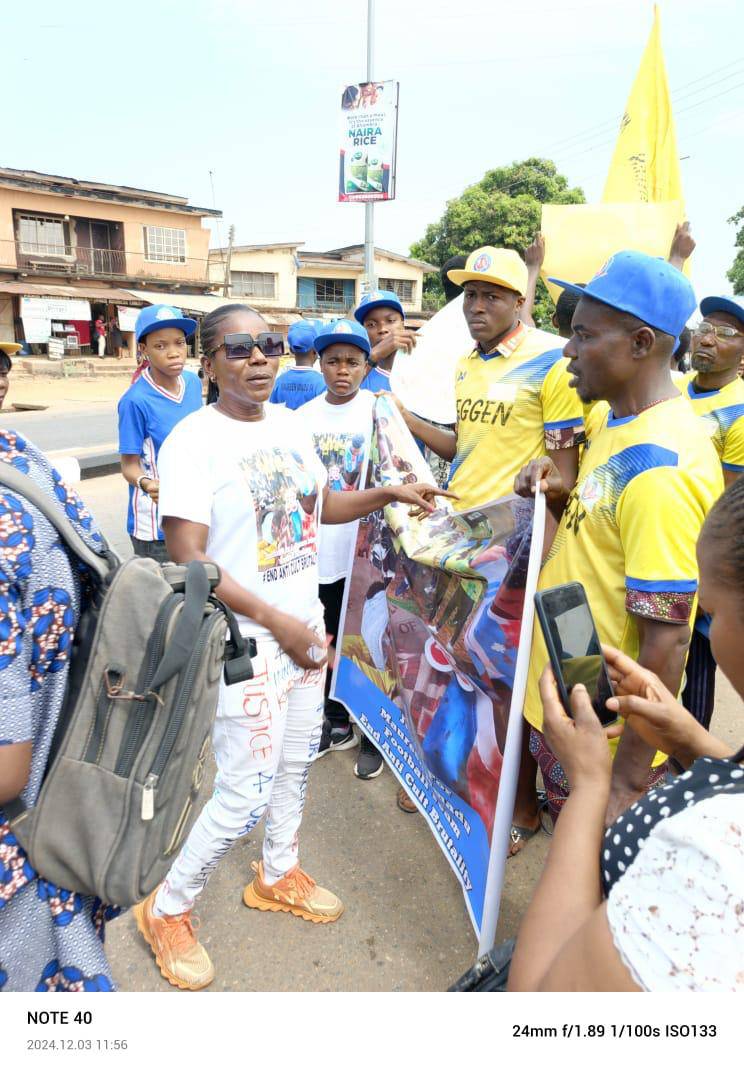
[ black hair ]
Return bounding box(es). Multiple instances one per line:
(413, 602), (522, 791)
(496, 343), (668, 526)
(0, 352), (13, 373)
(553, 287), (584, 337)
(199, 303), (264, 357)
(673, 326), (691, 369)
(701, 476), (744, 599)
(441, 255), (467, 304)
(200, 303), (265, 403)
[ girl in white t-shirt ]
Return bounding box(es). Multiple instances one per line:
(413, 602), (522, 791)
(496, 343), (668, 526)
(132, 304), (453, 991)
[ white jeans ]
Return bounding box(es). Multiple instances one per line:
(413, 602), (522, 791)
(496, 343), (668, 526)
(156, 633), (325, 916)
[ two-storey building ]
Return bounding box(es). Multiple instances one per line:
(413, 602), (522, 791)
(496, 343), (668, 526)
(0, 167), (221, 357)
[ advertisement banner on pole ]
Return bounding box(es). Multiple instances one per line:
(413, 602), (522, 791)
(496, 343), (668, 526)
(338, 80), (399, 203)
(332, 397), (541, 935)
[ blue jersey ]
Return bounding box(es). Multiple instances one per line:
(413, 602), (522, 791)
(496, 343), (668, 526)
(360, 365), (392, 394)
(117, 369), (202, 540)
(270, 366), (325, 410)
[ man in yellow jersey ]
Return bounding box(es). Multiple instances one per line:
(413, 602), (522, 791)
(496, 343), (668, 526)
(516, 251), (723, 827)
(677, 294), (744, 730)
(394, 246), (584, 846)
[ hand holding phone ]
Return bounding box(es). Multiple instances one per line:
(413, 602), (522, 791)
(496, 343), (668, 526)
(534, 582), (617, 727)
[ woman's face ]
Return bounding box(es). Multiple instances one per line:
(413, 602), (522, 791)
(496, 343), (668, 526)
(697, 534), (744, 699)
(204, 310), (278, 410)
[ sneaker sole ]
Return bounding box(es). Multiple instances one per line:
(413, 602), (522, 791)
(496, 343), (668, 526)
(353, 761), (384, 780)
(242, 883), (344, 924)
(132, 899), (215, 992)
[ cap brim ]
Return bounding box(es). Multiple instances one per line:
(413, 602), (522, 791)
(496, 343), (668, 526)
(700, 296), (744, 327)
(315, 331), (370, 356)
(354, 299), (404, 324)
(546, 277), (588, 299)
(138, 316), (197, 342)
(0, 343), (22, 354)
(447, 270), (524, 296)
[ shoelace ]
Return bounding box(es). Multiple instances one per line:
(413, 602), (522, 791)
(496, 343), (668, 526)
(161, 911), (201, 956)
(283, 866), (316, 900)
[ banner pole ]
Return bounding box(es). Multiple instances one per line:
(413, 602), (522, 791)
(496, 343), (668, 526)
(477, 488), (546, 956)
(364, 0), (376, 292)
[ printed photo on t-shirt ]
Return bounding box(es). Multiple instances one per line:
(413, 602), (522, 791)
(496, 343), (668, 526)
(238, 447), (320, 579)
(312, 430), (367, 493)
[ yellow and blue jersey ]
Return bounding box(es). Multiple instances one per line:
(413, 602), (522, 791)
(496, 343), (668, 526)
(524, 395), (723, 757)
(679, 372), (744, 475)
(448, 324), (584, 511)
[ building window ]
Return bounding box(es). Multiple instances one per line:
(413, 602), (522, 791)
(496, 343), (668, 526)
(231, 271), (276, 298)
(17, 215), (69, 257)
(143, 225), (187, 264)
(379, 277), (415, 303)
(315, 279), (347, 305)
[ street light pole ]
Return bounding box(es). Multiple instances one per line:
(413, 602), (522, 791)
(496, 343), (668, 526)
(363, 0), (376, 294)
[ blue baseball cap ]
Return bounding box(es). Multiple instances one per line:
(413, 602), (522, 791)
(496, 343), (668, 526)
(135, 304), (197, 344)
(287, 320), (318, 354)
(315, 318), (371, 357)
(699, 295), (744, 328)
(354, 289), (404, 325)
(549, 250), (696, 341)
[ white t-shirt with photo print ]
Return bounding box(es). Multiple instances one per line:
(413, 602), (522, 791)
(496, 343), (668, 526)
(157, 403), (327, 635)
(302, 389), (375, 583)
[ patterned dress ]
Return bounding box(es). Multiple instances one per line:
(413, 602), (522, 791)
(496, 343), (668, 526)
(0, 430), (118, 992)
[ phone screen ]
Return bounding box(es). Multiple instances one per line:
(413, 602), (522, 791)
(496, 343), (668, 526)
(537, 585), (616, 726)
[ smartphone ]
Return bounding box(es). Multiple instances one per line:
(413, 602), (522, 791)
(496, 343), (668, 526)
(534, 582), (617, 726)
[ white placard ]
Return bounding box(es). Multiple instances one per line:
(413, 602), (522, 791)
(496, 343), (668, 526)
(20, 295), (91, 320)
(117, 306), (140, 332)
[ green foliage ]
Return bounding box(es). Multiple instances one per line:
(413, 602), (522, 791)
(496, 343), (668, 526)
(727, 206), (744, 295)
(411, 157), (585, 326)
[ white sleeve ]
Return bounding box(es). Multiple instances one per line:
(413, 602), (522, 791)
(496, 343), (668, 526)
(606, 794), (744, 992)
(157, 420), (213, 528)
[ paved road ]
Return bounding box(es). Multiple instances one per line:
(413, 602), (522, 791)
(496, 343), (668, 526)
(76, 475), (742, 992)
(7, 401), (117, 453)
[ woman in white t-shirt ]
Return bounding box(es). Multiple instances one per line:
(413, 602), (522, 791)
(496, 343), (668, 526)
(509, 477), (744, 992)
(132, 304), (452, 991)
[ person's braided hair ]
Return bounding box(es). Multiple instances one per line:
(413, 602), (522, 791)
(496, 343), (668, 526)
(200, 303), (265, 403)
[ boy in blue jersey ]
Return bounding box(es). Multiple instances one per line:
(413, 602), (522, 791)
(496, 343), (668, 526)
(354, 289), (417, 394)
(270, 320), (325, 410)
(118, 304), (202, 561)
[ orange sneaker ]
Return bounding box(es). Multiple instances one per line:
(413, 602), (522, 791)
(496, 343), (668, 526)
(132, 884), (215, 991)
(243, 861), (344, 924)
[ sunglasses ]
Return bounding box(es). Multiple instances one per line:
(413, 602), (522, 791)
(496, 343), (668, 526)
(218, 332), (285, 359)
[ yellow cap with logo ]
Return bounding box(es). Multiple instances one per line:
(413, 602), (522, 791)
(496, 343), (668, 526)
(447, 246), (528, 297)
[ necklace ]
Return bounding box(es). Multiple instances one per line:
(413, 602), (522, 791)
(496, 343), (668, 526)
(626, 394), (677, 418)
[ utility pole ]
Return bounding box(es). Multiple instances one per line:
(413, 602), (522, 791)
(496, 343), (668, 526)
(363, 0), (376, 294)
(222, 224), (235, 297)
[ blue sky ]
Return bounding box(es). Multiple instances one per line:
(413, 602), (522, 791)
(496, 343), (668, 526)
(5, 0), (743, 298)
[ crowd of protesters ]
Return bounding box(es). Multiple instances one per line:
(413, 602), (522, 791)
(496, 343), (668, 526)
(1, 218), (743, 992)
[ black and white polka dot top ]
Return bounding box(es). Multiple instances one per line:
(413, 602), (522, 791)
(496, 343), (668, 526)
(601, 751), (744, 895)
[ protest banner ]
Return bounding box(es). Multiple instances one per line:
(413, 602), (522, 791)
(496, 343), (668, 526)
(540, 201), (684, 305)
(389, 294), (471, 425)
(338, 80), (399, 203)
(332, 396), (543, 938)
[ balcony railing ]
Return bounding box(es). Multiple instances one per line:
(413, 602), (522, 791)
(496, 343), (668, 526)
(14, 240), (127, 276)
(0, 238), (211, 285)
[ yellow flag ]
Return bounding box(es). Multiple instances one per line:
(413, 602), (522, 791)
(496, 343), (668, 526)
(602, 5), (683, 205)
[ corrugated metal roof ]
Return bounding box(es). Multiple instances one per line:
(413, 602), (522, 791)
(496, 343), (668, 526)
(0, 280), (136, 301)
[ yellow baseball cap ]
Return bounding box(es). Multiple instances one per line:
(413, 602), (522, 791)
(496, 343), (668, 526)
(0, 342), (21, 355)
(447, 246), (528, 297)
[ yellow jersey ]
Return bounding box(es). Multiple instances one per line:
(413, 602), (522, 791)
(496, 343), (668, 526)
(524, 395), (723, 758)
(679, 372), (744, 475)
(448, 323), (584, 511)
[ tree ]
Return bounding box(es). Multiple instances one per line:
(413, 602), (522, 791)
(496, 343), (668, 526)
(411, 157), (585, 326)
(727, 206), (744, 294)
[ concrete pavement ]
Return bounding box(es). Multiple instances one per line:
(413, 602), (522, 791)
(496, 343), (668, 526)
(74, 474), (741, 992)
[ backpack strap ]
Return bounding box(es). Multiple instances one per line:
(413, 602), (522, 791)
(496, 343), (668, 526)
(0, 462), (115, 583)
